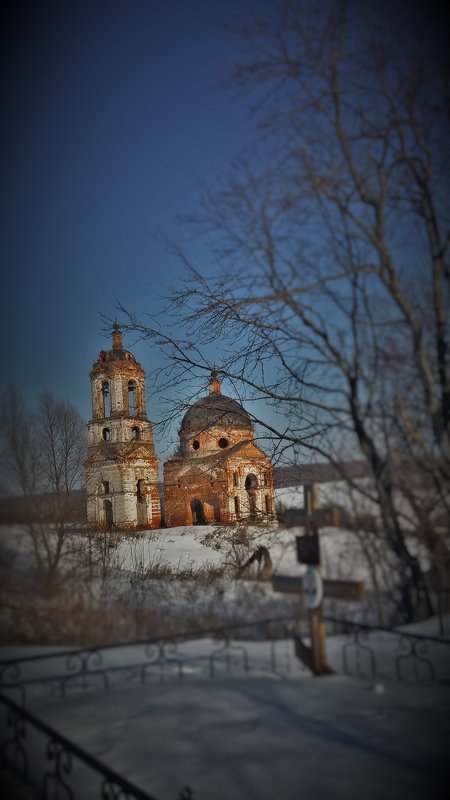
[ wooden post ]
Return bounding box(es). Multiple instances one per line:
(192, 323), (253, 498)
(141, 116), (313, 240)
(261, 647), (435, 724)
(304, 486), (329, 674)
(304, 483), (319, 533)
(272, 482), (364, 676)
(308, 608), (327, 675)
(273, 571), (365, 675)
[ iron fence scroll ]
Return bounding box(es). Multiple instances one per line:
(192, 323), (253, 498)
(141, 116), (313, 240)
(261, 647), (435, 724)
(0, 691), (160, 800)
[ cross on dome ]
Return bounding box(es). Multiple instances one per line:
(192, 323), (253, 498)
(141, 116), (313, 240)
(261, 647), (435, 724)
(209, 369), (221, 395)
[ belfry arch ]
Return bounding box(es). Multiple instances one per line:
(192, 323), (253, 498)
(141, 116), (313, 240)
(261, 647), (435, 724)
(102, 381), (110, 417)
(128, 380), (136, 416)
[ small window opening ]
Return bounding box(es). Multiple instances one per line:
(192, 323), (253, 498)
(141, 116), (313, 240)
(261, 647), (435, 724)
(218, 437), (229, 449)
(102, 381), (110, 417)
(263, 473), (269, 487)
(234, 496), (240, 517)
(136, 478), (145, 500)
(102, 427), (110, 441)
(131, 426), (140, 440)
(264, 495), (270, 514)
(233, 472), (239, 487)
(128, 380), (136, 416)
(102, 481), (110, 494)
(192, 439), (200, 450)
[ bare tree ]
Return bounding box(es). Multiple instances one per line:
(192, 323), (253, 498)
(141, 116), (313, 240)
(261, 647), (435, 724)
(119, 0), (449, 620)
(0, 388), (86, 585)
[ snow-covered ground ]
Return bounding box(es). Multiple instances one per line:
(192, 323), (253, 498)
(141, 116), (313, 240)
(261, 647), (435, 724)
(1, 630), (449, 800)
(0, 520), (394, 584)
(0, 479), (446, 645)
(0, 480), (431, 590)
(35, 676), (447, 800)
(1, 492), (449, 800)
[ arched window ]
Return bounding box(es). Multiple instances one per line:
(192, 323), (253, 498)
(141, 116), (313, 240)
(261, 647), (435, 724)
(131, 426), (140, 440)
(102, 481), (110, 494)
(102, 381), (110, 417)
(102, 427), (110, 441)
(245, 473), (258, 490)
(128, 380), (136, 416)
(136, 478), (145, 500)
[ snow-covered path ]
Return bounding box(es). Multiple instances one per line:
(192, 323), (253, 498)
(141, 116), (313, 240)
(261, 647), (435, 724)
(25, 674), (449, 800)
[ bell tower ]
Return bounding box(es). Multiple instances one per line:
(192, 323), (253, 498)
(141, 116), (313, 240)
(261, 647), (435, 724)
(85, 324), (161, 530)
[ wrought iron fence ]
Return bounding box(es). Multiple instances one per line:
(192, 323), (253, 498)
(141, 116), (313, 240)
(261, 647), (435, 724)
(0, 689), (173, 800)
(1, 612), (449, 799)
(324, 615), (450, 683)
(0, 615), (302, 800)
(1, 613), (448, 703)
(0, 615), (303, 704)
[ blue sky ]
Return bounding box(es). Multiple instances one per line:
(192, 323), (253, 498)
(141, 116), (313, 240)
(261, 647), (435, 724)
(1, 0), (272, 454)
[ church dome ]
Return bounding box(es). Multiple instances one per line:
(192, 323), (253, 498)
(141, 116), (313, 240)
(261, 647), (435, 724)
(181, 392), (252, 433)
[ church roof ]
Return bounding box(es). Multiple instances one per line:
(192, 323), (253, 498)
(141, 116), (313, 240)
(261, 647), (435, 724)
(180, 392), (253, 433)
(92, 324), (140, 370)
(99, 347), (136, 363)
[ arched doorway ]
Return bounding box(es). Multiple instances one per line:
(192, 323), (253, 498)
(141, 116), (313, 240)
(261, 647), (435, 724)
(103, 499), (113, 530)
(190, 498), (206, 525)
(136, 479), (147, 527)
(245, 473), (258, 518)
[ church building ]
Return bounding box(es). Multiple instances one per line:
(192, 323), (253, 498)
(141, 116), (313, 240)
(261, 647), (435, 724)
(86, 328), (276, 530)
(85, 324), (161, 530)
(163, 372), (277, 527)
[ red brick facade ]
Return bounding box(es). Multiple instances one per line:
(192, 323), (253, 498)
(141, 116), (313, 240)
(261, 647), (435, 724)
(86, 335), (276, 530)
(163, 374), (276, 527)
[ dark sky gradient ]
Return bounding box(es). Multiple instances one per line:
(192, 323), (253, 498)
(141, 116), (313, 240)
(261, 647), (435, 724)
(1, 0), (270, 451)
